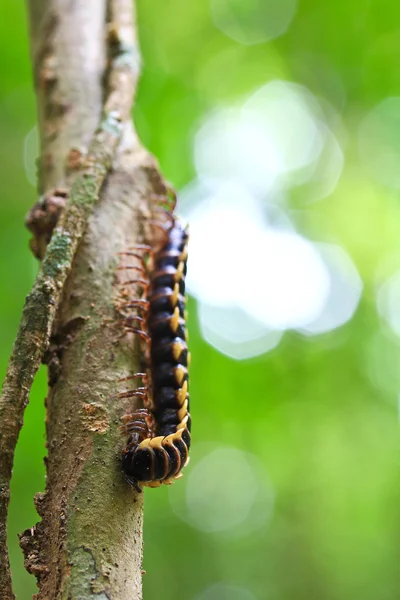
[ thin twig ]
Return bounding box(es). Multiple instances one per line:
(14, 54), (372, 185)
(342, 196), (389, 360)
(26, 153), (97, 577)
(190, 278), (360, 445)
(0, 1), (140, 595)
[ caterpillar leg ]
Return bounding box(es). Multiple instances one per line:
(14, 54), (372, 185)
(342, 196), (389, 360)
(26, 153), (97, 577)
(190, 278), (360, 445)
(116, 256), (146, 266)
(119, 373), (148, 383)
(116, 263), (147, 274)
(122, 473), (143, 494)
(116, 268), (149, 294)
(150, 209), (175, 232)
(117, 372), (153, 408)
(123, 316), (146, 330)
(121, 324), (151, 367)
(114, 389), (147, 400)
(125, 327), (151, 364)
(116, 247), (150, 334)
(122, 278), (149, 295)
(119, 299), (149, 309)
(119, 245), (154, 264)
(149, 221), (170, 245)
(121, 408), (154, 437)
(118, 310), (150, 334)
(121, 327), (149, 343)
(118, 298), (148, 325)
(151, 189), (177, 212)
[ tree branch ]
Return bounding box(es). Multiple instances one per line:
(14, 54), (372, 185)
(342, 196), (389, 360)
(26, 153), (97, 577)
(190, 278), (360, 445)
(19, 126), (161, 600)
(0, 1), (162, 597)
(0, 118), (121, 598)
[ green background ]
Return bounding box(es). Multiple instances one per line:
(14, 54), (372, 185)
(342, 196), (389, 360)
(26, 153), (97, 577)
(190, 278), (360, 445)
(1, 1), (400, 599)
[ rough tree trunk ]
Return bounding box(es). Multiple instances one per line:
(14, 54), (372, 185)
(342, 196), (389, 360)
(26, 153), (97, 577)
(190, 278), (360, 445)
(0, 1), (169, 598)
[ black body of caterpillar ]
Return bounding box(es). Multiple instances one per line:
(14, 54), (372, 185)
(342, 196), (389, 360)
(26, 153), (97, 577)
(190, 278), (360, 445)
(121, 216), (191, 489)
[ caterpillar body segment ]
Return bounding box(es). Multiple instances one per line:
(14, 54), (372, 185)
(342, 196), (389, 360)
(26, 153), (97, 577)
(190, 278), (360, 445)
(119, 207), (191, 490)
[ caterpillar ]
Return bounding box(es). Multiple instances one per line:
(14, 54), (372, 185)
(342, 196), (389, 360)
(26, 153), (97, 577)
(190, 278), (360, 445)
(117, 197), (191, 491)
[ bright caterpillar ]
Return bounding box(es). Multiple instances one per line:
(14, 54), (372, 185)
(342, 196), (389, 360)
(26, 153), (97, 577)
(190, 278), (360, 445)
(118, 199), (191, 490)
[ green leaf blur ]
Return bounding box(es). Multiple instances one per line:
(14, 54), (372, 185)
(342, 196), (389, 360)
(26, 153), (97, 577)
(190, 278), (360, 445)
(1, 1), (400, 599)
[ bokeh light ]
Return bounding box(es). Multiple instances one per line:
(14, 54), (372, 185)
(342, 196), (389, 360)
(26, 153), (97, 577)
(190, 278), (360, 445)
(184, 79), (351, 357)
(182, 181), (327, 323)
(169, 445), (274, 537)
(359, 97), (400, 189)
(299, 243), (363, 336)
(239, 228), (330, 330)
(182, 182), (266, 307)
(194, 582), (256, 600)
(298, 123), (344, 203)
(210, 0), (297, 45)
(198, 302), (283, 359)
(194, 81), (343, 198)
(377, 270), (400, 338)
(364, 330), (400, 397)
(180, 174), (364, 357)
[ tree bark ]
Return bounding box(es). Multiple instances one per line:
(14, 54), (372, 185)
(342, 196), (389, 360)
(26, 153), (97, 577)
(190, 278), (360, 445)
(0, 1), (169, 598)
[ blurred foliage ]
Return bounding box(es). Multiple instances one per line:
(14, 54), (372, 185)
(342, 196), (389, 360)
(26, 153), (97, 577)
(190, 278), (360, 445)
(1, 1), (400, 599)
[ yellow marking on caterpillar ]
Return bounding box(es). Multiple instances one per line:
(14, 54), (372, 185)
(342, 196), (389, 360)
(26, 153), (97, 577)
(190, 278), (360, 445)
(144, 481), (162, 488)
(138, 438), (152, 448)
(177, 400), (188, 422)
(172, 340), (185, 361)
(173, 427), (184, 440)
(170, 306), (180, 333)
(170, 283), (180, 308)
(175, 262), (184, 282)
(175, 365), (186, 386)
(176, 414), (189, 430)
(162, 433), (175, 446)
(149, 436), (164, 449)
(180, 247), (188, 262)
(176, 381), (188, 406)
